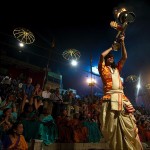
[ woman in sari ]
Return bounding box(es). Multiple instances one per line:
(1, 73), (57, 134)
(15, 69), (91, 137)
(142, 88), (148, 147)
(2, 121), (28, 150)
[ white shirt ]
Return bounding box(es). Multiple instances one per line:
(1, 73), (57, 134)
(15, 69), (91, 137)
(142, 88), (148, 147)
(42, 91), (51, 99)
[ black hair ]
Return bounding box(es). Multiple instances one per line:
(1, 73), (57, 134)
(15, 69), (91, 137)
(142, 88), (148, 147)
(104, 52), (116, 69)
(104, 52), (113, 60)
(3, 108), (11, 114)
(8, 121), (23, 136)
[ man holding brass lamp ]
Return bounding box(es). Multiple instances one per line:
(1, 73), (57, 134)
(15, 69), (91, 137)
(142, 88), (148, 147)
(98, 8), (143, 149)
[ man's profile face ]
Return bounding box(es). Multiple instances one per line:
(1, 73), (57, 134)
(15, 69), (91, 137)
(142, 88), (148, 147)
(106, 56), (114, 65)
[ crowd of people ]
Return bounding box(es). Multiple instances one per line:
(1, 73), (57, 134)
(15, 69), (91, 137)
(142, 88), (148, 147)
(0, 70), (149, 149)
(0, 75), (103, 149)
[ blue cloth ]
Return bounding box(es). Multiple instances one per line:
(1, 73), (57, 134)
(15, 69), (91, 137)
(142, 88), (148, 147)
(38, 115), (58, 145)
(82, 121), (102, 143)
(1, 134), (11, 149)
(22, 84), (34, 99)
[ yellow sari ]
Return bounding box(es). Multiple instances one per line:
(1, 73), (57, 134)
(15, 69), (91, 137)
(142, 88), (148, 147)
(8, 135), (28, 150)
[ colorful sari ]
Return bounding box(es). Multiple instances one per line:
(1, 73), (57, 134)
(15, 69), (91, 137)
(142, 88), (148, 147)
(2, 134), (28, 150)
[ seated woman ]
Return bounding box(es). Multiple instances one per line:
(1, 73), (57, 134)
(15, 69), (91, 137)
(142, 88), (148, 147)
(19, 104), (40, 142)
(0, 108), (14, 143)
(71, 113), (88, 143)
(0, 93), (16, 116)
(2, 121), (28, 150)
(38, 107), (58, 145)
(56, 109), (73, 143)
(0, 108), (17, 132)
(81, 110), (102, 143)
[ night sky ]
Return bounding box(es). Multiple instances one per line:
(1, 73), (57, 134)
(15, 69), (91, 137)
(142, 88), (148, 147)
(0, 0), (150, 98)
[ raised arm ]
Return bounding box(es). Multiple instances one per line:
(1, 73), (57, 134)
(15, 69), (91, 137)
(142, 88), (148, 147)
(98, 46), (113, 73)
(119, 35), (127, 68)
(100, 47), (113, 63)
(100, 47), (113, 60)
